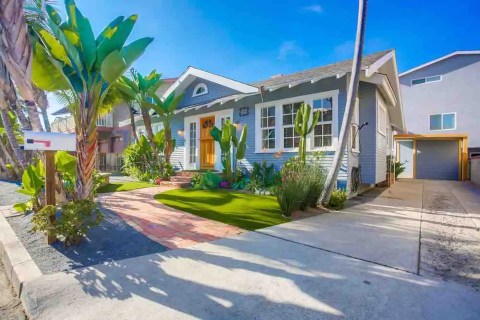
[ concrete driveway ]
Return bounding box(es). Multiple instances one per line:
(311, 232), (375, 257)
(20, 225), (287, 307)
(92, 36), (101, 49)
(21, 180), (480, 319)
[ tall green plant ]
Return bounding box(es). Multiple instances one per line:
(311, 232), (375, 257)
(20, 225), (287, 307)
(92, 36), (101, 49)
(117, 69), (163, 149)
(32, 0), (153, 200)
(294, 103), (320, 164)
(150, 92), (184, 164)
(210, 119), (247, 183)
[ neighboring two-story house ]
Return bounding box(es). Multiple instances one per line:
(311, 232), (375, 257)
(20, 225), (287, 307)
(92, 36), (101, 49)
(396, 51), (479, 180)
(157, 49), (405, 196)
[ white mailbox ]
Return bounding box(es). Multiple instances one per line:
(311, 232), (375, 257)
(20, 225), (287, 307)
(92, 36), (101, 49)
(24, 131), (76, 152)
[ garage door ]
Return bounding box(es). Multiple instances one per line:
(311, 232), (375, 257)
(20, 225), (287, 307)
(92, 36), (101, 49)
(416, 140), (459, 180)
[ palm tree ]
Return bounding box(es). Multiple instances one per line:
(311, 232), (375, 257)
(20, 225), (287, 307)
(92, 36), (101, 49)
(0, 98), (26, 169)
(320, 0), (368, 205)
(117, 69), (163, 145)
(32, 0), (152, 199)
(151, 92), (184, 164)
(0, 0), (44, 131)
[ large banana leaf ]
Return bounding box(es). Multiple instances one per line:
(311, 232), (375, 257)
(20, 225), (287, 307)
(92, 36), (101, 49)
(32, 43), (70, 91)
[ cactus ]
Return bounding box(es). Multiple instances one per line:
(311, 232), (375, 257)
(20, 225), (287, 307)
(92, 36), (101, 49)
(210, 119), (248, 183)
(294, 103), (321, 164)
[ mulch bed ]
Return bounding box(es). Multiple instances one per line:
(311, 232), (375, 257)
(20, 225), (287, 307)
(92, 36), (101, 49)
(6, 206), (168, 275)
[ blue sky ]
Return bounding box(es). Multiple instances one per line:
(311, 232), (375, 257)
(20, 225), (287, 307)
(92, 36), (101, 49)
(48, 0), (479, 114)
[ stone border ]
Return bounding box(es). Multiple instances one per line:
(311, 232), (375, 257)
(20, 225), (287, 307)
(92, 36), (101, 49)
(0, 211), (42, 318)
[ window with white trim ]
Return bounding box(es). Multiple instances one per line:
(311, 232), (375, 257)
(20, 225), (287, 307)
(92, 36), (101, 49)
(192, 83), (208, 97)
(282, 102), (302, 149)
(350, 98), (360, 152)
(313, 98), (333, 147)
(189, 122), (196, 163)
(430, 112), (455, 130)
(377, 102), (386, 136)
(411, 75), (442, 86)
(260, 106), (276, 150)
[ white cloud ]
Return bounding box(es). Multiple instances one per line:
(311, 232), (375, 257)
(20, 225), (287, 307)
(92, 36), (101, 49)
(302, 4), (323, 14)
(278, 41), (306, 60)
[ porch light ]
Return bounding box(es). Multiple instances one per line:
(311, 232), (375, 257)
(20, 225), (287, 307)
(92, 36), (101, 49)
(177, 129), (185, 136)
(233, 121), (242, 129)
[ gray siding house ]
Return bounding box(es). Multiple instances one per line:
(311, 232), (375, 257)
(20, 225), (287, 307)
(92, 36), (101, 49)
(145, 50), (405, 195)
(399, 51), (480, 157)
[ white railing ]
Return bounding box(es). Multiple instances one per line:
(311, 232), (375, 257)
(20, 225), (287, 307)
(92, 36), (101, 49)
(97, 113), (113, 127)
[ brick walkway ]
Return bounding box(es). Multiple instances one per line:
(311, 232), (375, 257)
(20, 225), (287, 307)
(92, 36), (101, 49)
(98, 186), (243, 249)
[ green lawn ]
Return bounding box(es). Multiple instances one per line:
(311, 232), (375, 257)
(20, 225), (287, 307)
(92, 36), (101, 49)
(155, 189), (289, 230)
(97, 182), (155, 193)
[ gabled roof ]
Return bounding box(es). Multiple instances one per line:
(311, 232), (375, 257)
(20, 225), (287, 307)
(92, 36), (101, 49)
(399, 50), (480, 77)
(252, 50), (394, 90)
(162, 67), (259, 98)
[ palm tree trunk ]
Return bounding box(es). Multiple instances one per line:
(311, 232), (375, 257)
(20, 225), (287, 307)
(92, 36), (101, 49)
(320, 0), (367, 205)
(13, 102), (32, 131)
(25, 101), (44, 131)
(164, 123), (173, 164)
(0, 0), (35, 104)
(34, 87), (51, 131)
(0, 138), (21, 177)
(128, 102), (139, 143)
(0, 106), (26, 169)
(141, 107), (154, 143)
(74, 96), (97, 200)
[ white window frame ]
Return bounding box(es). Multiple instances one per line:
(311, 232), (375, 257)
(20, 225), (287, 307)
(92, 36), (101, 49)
(259, 105), (276, 151)
(377, 100), (387, 136)
(192, 83), (208, 97)
(254, 90), (339, 153)
(411, 75), (442, 86)
(429, 112), (456, 131)
(350, 98), (360, 153)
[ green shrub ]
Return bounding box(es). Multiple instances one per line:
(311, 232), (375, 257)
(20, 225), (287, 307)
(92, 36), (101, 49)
(14, 161), (44, 213)
(31, 200), (103, 246)
(275, 156), (326, 216)
(247, 161), (279, 194)
(387, 155), (405, 179)
(191, 171), (222, 190)
(327, 189), (348, 210)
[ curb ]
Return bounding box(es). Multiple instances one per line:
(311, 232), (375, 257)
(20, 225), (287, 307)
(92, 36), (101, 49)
(0, 211), (42, 319)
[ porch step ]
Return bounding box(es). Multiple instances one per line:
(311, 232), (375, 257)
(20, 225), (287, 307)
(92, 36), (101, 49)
(160, 181), (191, 189)
(175, 170), (219, 178)
(170, 176), (192, 183)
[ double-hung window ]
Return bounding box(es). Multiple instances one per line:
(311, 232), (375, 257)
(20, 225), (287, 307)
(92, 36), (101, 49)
(260, 106), (276, 150)
(430, 113), (455, 130)
(313, 98), (333, 148)
(282, 102), (302, 149)
(189, 122), (196, 163)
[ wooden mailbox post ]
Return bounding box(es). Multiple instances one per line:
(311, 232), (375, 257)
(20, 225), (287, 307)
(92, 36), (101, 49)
(24, 131), (76, 244)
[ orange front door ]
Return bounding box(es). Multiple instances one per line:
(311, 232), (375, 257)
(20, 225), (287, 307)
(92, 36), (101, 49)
(200, 116), (215, 169)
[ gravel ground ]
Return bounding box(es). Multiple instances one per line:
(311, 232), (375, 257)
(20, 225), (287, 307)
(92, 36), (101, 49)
(0, 180), (28, 207)
(7, 206), (169, 275)
(0, 260), (25, 320)
(420, 182), (480, 290)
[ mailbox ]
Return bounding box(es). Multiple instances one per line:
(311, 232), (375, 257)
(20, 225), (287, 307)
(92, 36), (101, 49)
(24, 131), (76, 152)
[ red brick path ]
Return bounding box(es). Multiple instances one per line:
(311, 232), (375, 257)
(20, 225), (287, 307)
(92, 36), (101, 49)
(98, 186), (243, 249)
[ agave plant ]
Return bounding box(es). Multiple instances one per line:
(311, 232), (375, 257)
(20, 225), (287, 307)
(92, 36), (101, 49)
(294, 103), (320, 164)
(210, 119), (247, 183)
(32, 0), (153, 199)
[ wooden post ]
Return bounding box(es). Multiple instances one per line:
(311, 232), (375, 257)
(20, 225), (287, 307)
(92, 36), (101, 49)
(45, 151), (56, 244)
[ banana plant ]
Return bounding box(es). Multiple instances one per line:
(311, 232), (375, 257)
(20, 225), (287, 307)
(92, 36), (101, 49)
(31, 0), (153, 200)
(210, 119), (247, 183)
(294, 103), (321, 164)
(117, 69), (163, 149)
(150, 92), (184, 164)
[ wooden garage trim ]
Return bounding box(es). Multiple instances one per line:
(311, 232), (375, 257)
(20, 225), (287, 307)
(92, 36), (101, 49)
(394, 133), (469, 181)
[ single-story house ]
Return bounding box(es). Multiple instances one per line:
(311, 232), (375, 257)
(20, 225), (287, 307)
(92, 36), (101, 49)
(136, 49), (406, 196)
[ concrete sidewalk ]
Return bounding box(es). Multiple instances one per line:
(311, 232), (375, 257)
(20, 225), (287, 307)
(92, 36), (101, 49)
(15, 180), (480, 319)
